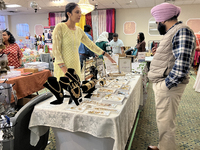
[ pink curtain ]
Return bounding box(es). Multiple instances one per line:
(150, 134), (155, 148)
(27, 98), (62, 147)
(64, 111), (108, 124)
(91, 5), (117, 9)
(49, 13), (55, 26)
(98, 10), (107, 36)
(106, 9), (113, 33)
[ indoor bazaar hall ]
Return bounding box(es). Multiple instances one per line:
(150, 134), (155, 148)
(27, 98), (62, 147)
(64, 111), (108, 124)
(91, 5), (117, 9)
(0, 0), (200, 150)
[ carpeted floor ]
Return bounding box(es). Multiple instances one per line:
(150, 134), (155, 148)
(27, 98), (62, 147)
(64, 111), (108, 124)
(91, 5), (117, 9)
(131, 72), (200, 150)
(45, 71), (200, 150)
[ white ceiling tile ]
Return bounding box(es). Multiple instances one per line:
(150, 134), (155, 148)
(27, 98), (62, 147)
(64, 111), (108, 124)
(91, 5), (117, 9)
(1, 0), (200, 15)
(122, 5), (132, 8)
(174, 1), (184, 5)
(155, 0), (164, 5)
(183, 1), (194, 4)
(194, 0), (200, 3)
(135, 0), (147, 7)
(144, 0), (156, 7)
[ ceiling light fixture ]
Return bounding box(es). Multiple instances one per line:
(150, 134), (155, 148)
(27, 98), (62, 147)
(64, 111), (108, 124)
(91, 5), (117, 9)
(6, 4), (21, 8)
(50, 0), (63, 3)
(78, 0), (94, 15)
(0, 0), (6, 10)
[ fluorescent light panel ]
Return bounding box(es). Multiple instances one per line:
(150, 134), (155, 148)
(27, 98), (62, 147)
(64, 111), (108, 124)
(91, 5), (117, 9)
(51, 0), (64, 3)
(6, 4), (22, 8)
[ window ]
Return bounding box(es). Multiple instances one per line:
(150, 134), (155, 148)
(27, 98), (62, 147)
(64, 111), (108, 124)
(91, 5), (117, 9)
(0, 15), (6, 30)
(16, 23), (29, 37)
(148, 17), (160, 36)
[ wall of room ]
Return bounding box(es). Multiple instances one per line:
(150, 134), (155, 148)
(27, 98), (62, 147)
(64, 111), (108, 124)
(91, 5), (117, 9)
(7, 4), (200, 49)
(116, 4), (200, 49)
(9, 13), (49, 41)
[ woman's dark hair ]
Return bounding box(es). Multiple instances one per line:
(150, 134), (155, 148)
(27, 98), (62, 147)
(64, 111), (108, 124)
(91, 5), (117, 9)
(138, 32), (145, 43)
(3, 29), (16, 44)
(61, 3), (78, 22)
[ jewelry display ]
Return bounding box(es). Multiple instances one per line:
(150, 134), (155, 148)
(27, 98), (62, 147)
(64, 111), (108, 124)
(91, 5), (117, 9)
(81, 79), (97, 93)
(65, 68), (81, 86)
(60, 76), (82, 106)
(43, 77), (64, 105)
(99, 78), (106, 87)
(70, 83), (81, 98)
(46, 81), (63, 98)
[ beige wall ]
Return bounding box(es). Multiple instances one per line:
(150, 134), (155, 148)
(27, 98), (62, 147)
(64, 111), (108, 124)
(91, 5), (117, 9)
(7, 4), (200, 47)
(116, 4), (200, 49)
(9, 13), (48, 41)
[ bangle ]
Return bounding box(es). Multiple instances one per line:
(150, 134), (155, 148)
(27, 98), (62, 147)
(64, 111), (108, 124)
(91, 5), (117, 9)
(102, 51), (106, 55)
(59, 64), (65, 68)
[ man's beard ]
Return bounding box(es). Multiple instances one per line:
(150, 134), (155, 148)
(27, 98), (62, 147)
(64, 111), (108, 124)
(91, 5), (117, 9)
(158, 22), (166, 35)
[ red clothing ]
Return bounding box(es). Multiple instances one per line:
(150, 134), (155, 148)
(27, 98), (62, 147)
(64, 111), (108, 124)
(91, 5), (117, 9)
(2, 43), (23, 68)
(194, 34), (200, 65)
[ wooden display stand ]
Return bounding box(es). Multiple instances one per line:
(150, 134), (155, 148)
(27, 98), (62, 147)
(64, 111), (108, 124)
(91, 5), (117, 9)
(108, 73), (126, 77)
(81, 58), (97, 81)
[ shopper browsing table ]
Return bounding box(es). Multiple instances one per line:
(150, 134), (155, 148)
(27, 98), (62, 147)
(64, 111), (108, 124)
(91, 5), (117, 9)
(148, 3), (196, 150)
(78, 25), (95, 69)
(109, 33), (124, 54)
(95, 31), (109, 59)
(0, 30), (23, 69)
(53, 2), (115, 79)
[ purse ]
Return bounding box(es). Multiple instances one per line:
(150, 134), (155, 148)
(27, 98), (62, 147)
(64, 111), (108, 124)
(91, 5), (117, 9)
(132, 48), (138, 56)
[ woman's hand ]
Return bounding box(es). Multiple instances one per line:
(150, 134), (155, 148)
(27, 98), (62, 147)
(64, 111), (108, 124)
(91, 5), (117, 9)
(104, 52), (116, 63)
(152, 47), (157, 56)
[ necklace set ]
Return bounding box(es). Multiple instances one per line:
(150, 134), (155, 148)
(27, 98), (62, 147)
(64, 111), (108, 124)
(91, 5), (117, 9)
(46, 71), (81, 99)
(46, 81), (63, 98)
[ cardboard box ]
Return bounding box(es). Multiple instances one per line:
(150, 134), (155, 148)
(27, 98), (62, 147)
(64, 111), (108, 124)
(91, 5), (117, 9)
(118, 53), (126, 57)
(24, 68), (38, 73)
(17, 94), (38, 106)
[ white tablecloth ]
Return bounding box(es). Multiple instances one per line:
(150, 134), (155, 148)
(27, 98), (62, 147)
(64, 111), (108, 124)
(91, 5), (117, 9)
(132, 62), (148, 105)
(29, 75), (143, 150)
(145, 56), (153, 62)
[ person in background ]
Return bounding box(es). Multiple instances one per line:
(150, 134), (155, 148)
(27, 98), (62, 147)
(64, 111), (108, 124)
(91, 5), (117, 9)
(0, 29), (23, 69)
(48, 30), (52, 39)
(109, 33), (124, 54)
(52, 2), (116, 80)
(95, 32), (109, 59)
(79, 25), (95, 69)
(136, 32), (146, 55)
(148, 3), (196, 150)
(193, 33), (200, 75)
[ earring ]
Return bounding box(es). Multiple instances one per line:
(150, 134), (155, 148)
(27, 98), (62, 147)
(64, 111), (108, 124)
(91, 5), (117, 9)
(68, 18), (70, 21)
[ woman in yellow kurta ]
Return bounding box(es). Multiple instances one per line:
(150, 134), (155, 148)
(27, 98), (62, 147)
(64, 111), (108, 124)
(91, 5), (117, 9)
(53, 3), (115, 80)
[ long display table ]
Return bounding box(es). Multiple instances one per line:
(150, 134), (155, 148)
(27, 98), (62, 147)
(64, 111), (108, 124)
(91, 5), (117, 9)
(29, 75), (143, 150)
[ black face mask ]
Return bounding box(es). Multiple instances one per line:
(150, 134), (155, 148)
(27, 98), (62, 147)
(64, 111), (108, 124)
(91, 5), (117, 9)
(158, 22), (166, 35)
(137, 39), (140, 44)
